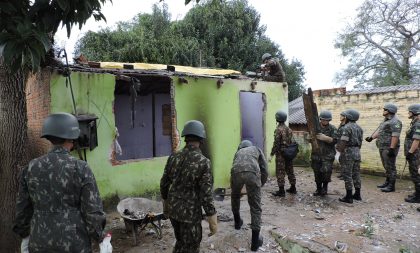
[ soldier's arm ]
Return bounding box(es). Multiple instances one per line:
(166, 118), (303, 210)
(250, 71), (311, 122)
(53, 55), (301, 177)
(79, 162), (106, 242)
(336, 127), (349, 153)
(270, 129), (281, 156)
(160, 155), (174, 200)
(200, 159), (216, 217)
(12, 166), (33, 238)
(390, 120), (402, 149)
(408, 123), (420, 154)
(257, 148), (268, 186)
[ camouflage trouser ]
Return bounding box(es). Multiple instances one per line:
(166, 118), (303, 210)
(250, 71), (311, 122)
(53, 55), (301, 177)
(311, 157), (334, 183)
(407, 150), (420, 188)
(170, 219), (202, 253)
(231, 171), (262, 231)
(341, 158), (361, 190)
(379, 148), (399, 181)
(275, 155), (296, 187)
(263, 75), (284, 82)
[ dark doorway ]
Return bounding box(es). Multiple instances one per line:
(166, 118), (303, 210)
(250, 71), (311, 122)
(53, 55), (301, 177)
(239, 91), (265, 151)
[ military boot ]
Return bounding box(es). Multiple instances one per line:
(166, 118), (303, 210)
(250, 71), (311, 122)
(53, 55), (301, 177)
(352, 188), (362, 201)
(321, 182), (328, 196)
(272, 187), (285, 197)
(377, 177), (389, 188)
(233, 213), (243, 230)
(251, 229), (263, 251)
(404, 190), (420, 203)
(381, 180), (395, 192)
(339, 189), (353, 203)
(313, 183), (322, 196)
(286, 184), (297, 194)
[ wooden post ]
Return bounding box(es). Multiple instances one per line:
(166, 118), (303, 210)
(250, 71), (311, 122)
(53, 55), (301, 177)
(303, 88), (321, 154)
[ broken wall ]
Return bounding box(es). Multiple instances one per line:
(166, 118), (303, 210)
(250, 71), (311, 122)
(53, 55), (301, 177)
(47, 71), (288, 199)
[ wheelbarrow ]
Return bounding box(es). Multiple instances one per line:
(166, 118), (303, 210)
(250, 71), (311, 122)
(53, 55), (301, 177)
(117, 197), (165, 245)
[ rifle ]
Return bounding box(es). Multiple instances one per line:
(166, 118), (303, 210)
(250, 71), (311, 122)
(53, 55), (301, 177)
(302, 88), (321, 154)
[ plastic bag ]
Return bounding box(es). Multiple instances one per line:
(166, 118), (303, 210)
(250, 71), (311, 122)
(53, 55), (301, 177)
(99, 233), (112, 253)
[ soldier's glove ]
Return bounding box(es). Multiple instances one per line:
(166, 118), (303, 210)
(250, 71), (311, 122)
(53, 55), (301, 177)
(406, 152), (414, 161)
(207, 214), (218, 236)
(316, 133), (333, 143)
(387, 148), (397, 157)
(365, 137), (373, 142)
(21, 236), (29, 253)
(162, 199), (169, 219)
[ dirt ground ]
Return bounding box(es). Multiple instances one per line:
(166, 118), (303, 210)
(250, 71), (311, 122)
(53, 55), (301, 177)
(101, 167), (420, 253)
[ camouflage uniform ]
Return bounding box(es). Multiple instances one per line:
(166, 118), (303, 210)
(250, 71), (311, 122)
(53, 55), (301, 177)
(335, 124), (345, 177)
(311, 124), (338, 184)
(405, 119), (420, 189)
(160, 144), (216, 253)
(376, 115), (402, 181)
(13, 146), (106, 253)
(271, 123), (295, 188)
(231, 146), (268, 231)
(340, 122), (364, 191)
(263, 58), (286, 82)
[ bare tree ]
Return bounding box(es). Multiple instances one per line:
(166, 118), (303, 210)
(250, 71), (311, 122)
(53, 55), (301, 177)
(335, 0), (420, 87)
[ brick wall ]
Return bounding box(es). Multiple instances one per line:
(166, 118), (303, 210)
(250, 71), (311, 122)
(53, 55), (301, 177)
(26, 69), (52, 158)
(313, 87), (420, 175)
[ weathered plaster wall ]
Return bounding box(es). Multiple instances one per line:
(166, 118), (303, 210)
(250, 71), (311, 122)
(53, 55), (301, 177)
(314, 88), (420, 175)
(49, 72), (288, 198)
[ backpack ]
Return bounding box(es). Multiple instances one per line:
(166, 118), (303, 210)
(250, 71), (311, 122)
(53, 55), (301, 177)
(282, 142), (299, 160)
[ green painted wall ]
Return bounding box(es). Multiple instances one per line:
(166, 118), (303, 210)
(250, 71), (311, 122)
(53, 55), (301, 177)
(50, 72), (288, 199)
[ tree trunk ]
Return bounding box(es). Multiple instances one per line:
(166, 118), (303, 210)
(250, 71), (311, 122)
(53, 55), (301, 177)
(0, 60), (29, 252)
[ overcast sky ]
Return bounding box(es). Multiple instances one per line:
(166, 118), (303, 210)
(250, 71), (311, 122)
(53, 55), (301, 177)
(55, 0), (365, 90)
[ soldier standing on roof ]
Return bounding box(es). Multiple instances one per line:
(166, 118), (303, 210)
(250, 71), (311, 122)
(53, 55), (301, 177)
(365, 103), (402, 193)
(261, 53), (286, 82)
(270, 110), (297, 197)
(160, 120), (217, 253)
(311, 110), (338, 196)
(403, 104), (420, 204)
(336, 109), (364, 204)
(230, 140), (268, 251)
(13, 113), (107, 252)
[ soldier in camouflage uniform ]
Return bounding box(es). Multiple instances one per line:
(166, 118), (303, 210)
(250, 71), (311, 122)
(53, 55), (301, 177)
(231, 140), (267, 251)
(312, 111), (338, 196)
(365, 103), (402, 192)
(270, 110), (296, 197)
(13, 113), (106, 253)
(261, 53), (286, 82)
(336, 109), (364, 204)
(403, 104), (420, 203)
(160, 120), (217, 253)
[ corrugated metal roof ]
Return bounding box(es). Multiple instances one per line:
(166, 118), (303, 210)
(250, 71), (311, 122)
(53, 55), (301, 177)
(288, 96), (306, 125)
(99, 62), (241, 76)
(347, 84), (420, 95)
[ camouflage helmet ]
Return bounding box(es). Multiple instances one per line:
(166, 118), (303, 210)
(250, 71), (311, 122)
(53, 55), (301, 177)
(262, 53), (272, 61)
(181, 120), (206, 139)
(341, 109), (360, 121)
(319, 110), (332, 121)
(238, 140), (253, 150)
(275, 110), (287, 122)
(383, 103), (397, 114)
(41, 112), (80, 140)
(408, 104), (420, 115)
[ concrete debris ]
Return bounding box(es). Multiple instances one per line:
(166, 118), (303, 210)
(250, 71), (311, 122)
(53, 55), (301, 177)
(335, 241), (348, 252)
